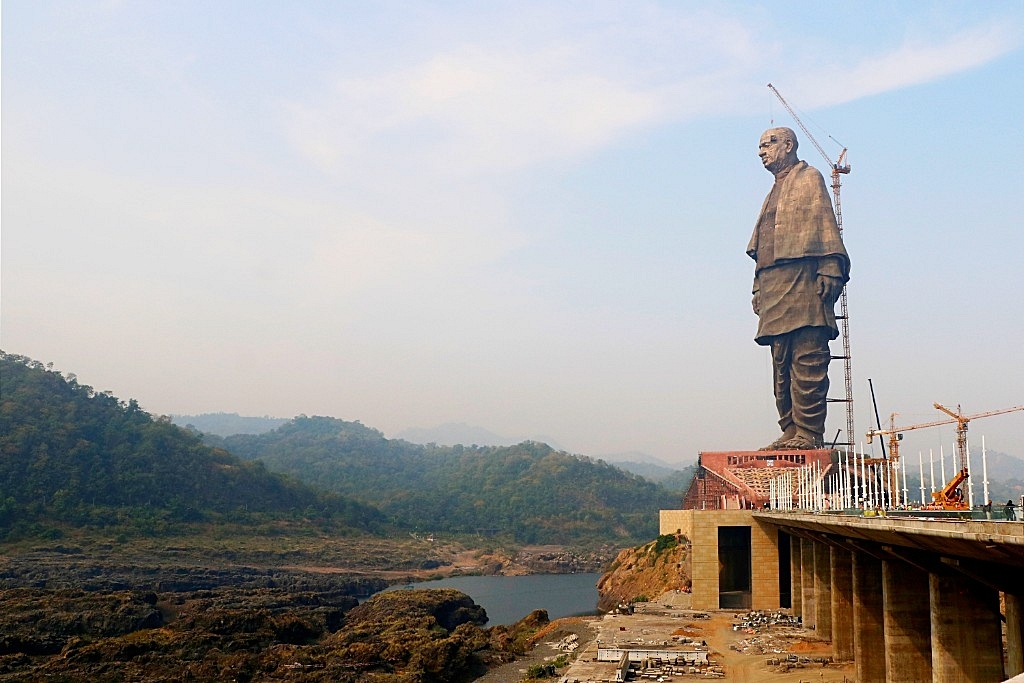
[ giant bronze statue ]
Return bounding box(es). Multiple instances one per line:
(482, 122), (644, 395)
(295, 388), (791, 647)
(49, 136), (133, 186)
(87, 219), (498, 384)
(748, 127), (850, 450)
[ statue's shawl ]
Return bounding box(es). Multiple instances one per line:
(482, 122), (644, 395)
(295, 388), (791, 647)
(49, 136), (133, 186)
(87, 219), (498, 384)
(746, 160), (850, 280)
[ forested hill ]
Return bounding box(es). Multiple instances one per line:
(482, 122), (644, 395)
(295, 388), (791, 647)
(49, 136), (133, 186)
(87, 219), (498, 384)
(0, 353), (384, 537)
(212, 416), (680, 545)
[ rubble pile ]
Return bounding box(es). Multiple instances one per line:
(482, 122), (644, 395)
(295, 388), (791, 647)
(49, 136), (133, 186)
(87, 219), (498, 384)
(731, 634), (793, 656)
(556, 632), (579, 652)
(728, 609), (824, 661)
(730, 610), (801, 633)
(765, 653), (834, 672)
(634, 658), (725, 679)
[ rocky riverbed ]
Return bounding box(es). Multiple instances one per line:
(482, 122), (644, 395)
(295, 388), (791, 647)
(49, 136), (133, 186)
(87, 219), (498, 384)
(0, 581), (547, 682)
(0, 538), (601, 682)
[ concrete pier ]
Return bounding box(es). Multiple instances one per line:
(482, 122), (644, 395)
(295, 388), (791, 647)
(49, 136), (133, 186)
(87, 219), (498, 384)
(1007, 592), (1024, 678)
(800, 538), (815, 630)
(829, 545), (854, 661)
(790, 537), (802, 618)
(882, 559), (932, 682)
(852, 551), (885, 683)
(930, 570), (1004, 682)
(813, 541), (832, 640)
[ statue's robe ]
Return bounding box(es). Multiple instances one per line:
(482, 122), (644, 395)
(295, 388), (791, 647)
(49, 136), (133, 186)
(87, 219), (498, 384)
(747, 161), (850, 345)
(747, 160), (851, 441)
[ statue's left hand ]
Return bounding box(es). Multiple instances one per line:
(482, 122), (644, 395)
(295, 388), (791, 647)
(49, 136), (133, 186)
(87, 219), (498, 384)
(816, 275), (843, 304)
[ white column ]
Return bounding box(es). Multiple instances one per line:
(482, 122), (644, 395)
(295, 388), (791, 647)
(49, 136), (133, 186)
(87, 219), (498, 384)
(940, 445), (947, 487)
(929, 449), (936, 495)
(918, 451), (926, 505)
(880, 462), (887, 509)
(868, 458), (876, 507)
(859, 446), (867, 509)
(982, 436), (990, 506)
(891, 461), (898, 507)
(902, 454), (908, 508)
(966, 439), (974, 508)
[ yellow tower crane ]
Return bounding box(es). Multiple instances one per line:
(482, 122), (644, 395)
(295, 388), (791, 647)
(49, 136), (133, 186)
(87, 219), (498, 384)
(867, 403), (1024, 508)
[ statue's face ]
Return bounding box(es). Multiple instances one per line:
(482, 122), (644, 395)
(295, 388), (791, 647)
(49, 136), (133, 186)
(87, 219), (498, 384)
(759, 131), (793, 174)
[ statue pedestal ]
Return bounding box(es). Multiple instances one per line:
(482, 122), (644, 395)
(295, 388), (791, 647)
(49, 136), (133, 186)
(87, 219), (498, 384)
(683, 449), (834, 510)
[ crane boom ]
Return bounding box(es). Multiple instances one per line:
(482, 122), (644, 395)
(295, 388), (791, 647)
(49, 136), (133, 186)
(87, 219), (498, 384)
(866, 414), (957, 439)
(933, 403), (1024, 471)
(933, 403), (1024, 423)
(868, 405), (1024, 438)
(767, 84), (850, 175)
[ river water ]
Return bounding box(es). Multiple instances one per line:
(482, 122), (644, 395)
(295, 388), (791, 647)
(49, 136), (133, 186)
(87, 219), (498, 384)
(383, 573), (602, 626)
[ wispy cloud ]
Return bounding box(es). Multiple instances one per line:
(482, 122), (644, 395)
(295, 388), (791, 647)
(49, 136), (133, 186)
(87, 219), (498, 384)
(778, 22), (1021, 109)
(286, 45), (664, 177)
(285, 9), (1021, 181)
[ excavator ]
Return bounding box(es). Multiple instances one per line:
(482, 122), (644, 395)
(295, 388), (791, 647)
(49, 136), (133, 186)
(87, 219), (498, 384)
(925, 467), (969, 511)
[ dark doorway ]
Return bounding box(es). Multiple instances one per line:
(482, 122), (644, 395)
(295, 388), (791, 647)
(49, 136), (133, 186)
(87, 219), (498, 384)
(778, 531), (792, 608)
(718, 526), (752, 609)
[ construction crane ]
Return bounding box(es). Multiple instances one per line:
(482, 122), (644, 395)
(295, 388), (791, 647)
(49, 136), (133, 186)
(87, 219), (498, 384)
(866, 403), (1024, 508)
(933, 402), (1024, 470)
(767, 83), (855, 448)
(864, 411), (956, 507)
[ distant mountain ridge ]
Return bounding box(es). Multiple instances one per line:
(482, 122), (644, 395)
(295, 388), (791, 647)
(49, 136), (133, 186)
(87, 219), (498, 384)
(172, 413), (288, 437)
(0, 353), (384, 537)
(395, 422), (564, 450)
(211, 416), (679, 545)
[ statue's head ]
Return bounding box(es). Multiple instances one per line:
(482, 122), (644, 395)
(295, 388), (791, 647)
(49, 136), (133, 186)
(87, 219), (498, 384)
(759, 127), (799, 175)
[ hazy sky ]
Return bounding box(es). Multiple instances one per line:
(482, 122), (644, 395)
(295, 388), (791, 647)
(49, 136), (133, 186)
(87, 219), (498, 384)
(4, 1), (1023, 464)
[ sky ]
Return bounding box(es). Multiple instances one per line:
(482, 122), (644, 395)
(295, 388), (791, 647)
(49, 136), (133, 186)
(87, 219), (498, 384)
(3, 1), (1023, 465)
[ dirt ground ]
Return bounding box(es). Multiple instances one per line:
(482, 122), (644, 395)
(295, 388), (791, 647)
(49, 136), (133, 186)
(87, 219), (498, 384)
(554, 591), (856, 683)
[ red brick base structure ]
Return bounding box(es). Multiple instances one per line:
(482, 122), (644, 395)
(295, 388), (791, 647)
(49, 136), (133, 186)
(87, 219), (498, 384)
(681, 449), (834, 510)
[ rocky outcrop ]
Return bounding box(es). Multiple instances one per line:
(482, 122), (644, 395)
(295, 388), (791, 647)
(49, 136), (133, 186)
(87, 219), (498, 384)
(596, 534), (690, 612)
(0, 584), (548, 682)
(513, 545), (617, 574)
(0, 540), (581, 681)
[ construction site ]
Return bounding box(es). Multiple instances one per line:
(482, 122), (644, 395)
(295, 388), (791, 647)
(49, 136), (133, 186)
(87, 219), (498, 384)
(494, 85), (1024, 683)
(681, 401), (1023, 515)
(554, 591), (854, 683)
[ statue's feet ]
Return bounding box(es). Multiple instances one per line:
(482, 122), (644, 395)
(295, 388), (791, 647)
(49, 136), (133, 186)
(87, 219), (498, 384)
(759, 436), (793, 451)
(778, 434), (824, 450)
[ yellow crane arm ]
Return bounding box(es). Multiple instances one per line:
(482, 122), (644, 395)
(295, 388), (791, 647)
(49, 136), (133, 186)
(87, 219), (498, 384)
(933, 403), (1024, 425)
(868, 404), (1024, 441)
(866, 414), (955, 441)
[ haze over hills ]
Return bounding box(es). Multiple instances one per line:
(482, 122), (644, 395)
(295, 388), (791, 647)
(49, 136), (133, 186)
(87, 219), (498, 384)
(394, 422), (565, 450)
(3, 353), (682, 547)
(177, 412), (698, 513)
(210, 417), (680, 545)
(176, 415), (697, 478)
(171, 413), (289, 437)
(0, 353), (384, 538)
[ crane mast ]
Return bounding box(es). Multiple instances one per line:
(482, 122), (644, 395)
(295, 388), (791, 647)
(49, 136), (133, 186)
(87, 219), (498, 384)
(767, 84), (855, 448)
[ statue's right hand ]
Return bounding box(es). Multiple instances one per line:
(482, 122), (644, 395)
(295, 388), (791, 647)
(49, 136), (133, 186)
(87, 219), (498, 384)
(752, 291), (760, 315)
